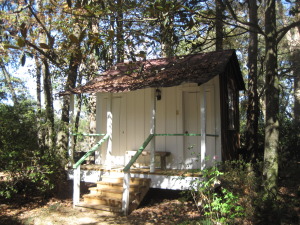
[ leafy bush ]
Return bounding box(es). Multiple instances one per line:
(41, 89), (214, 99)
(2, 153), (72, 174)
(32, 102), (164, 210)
(279, 117), (300, 167)
(181, 163), (245, 224)
(0, 101), (63, 199)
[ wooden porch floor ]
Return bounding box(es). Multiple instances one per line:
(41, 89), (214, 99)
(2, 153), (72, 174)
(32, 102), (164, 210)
(78, 164), (203, 177)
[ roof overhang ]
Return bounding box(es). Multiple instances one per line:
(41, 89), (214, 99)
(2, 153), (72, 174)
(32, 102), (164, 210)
(60, 49), (244, 95)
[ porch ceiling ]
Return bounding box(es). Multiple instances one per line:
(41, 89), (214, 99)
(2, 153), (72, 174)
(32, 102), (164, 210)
(61, 49), (244, 95)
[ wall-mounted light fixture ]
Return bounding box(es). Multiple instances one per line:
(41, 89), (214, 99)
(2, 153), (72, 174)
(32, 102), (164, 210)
(156, 88), (161, 101)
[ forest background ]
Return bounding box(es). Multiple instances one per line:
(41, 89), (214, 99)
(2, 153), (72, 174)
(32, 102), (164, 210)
(0, 0), (300, 223)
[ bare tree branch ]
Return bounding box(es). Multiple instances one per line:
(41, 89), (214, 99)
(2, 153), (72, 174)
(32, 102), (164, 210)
(223, 0), (265, 36)
(277, 20), (300, 43)
(24, 40), (61, 67)
(28, 5), (54, 48)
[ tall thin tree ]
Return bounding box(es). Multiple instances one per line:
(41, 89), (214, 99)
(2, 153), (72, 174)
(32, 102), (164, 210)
(263, 0), (279, 200)
(0, 60), (18, 105)
(215, 0), (224, 51)
(246, 0), (259, 161)
(293, 1), (300, 124)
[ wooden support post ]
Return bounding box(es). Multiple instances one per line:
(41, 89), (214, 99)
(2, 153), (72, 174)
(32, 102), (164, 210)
(73, 165), (80, 207)
(68, 94), (75, 165)
(200, 86), (207, 170)
(106, 93), (113, 170)
(150, 88), (156, 173)
(122, 171), (130, 215)
(95, 93), (102, 165)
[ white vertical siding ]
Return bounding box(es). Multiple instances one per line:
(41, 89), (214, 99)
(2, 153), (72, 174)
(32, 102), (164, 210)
(96, 76), (221, 169)
(134, 90), (146, 166)
(175, 86), (184, 169)
(119, 94), (127, 162)
(156, 88), (166, 149)
(126, 91), (135, 150)
(165, 86), (178, 163)
(214, 76), (222, 162)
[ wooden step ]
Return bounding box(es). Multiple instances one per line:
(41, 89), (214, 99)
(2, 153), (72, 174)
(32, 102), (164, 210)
(101, 176), (151, 185)
(83, 194), (122, 207)
(89, 187), (141, 199)
(75, 202), (122, 213)
(96, 181), (142, 191)
(77, 176), (151, 214)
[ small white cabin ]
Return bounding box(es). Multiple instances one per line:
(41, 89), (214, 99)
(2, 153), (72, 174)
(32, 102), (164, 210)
(94, 77), (221, 169)
(63, 50), (244, 213)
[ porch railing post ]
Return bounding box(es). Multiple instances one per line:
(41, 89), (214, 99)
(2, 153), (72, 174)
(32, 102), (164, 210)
(122, 171), (130, 215)
(200, 86), (207, 170)
(150, 88), (156, 173)
(68, 94), (75, 165)
(95, 93), (102, 165)
(106, 93), (113, 170)
(73, 165), (80, 207)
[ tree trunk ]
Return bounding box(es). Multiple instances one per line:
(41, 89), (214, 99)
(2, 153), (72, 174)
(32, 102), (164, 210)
(34, 54), (45, 151)
(246, 0), (259, 161)
(293, 1), (300, 124)
(86, 18), (104, 150)
(161, 21), (174, 57)
(57, 19), (82, 163)
(294, 49), (300, 123)
(160, 1), (175, 57)
(35, 55), (42, 113)
(161, 23), (175, 57)
(36, 0), (55, 150)
(215, 0), (224, 51)
(73, 73), (83, 153)
(0, 59), (18, 106)
(58, 54), (80, 158)
(42, 58), (55, 149)
(116, 0), (124, 63)
(263, 0), (279, 200)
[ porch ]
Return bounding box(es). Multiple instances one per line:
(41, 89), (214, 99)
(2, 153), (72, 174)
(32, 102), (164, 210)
(69, 133), (214, 215)
(68, 164), (203, 190)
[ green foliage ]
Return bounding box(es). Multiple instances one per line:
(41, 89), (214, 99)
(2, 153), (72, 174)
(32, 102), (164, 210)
(179, 219), (213, 225)
(279, 117), (300, 165)
(182, 164), (245, 224)
(0, 100), (38, 169)
(0, 100), (63, 199)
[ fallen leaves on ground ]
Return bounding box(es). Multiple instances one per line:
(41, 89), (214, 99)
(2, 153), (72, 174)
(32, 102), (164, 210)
(0, 197), (201, 225)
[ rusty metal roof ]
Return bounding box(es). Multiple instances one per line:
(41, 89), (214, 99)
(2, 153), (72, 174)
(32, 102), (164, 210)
(64, 49), (244, 94)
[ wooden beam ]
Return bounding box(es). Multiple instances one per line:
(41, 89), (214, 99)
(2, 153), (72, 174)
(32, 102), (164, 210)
(68, 94), (74, 165)
(200, 86), (206, 170)
(122, 171), (130, 215)
(95, 93), (102, 165)
(73, 165), (80, 207)
(106, 93), (113, 170)
(150, 88), (156, 173)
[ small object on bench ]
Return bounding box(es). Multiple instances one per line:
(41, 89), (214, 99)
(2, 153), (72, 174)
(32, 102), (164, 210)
(126, 150), (171, 170)
(74, 151), (95, 164)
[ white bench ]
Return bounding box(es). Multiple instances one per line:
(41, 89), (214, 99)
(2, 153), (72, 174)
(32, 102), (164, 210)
(126, 150), (171, 170)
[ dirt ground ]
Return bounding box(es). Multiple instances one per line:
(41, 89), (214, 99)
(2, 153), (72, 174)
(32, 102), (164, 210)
(1, 162), (299, 225)
(0, 188), (201, 225)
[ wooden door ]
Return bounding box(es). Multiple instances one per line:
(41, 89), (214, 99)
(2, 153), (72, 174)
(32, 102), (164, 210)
(205, 86), (216, 166)
(111, 96), (127, 166)
(183, 90), (201, 168)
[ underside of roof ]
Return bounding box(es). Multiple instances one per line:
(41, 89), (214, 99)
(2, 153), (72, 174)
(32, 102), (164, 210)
(63, 49), (244, 95)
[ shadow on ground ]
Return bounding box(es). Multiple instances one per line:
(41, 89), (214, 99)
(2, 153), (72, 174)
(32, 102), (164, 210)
(0, 215), (23, 225)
